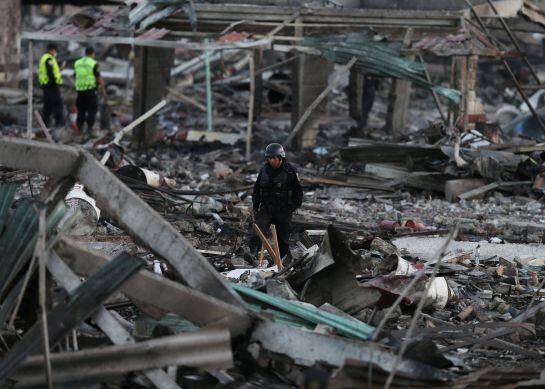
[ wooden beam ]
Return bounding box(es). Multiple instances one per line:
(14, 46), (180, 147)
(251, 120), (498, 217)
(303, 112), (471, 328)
(55, 238), (250, 336)
(26, 41), (33, 138)
(0, 138), (246, 308)
(11, 328), (233, 387)
(22, 32), (271, 51)
(75, 151), (247, 307)
(253, 223), (283, 270)
(0, 253), (143, 381)
(0, 137), (79, 178)
(46, 251), (181, 389)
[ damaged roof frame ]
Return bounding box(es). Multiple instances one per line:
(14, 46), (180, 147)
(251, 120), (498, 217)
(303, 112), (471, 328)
(0, 136), (250, 323)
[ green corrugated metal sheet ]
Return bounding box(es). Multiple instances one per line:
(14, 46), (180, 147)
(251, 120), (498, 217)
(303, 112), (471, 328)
(0, 184), (67, 329)
(231, 283), (374, 341)
(302, 30), (461, 105)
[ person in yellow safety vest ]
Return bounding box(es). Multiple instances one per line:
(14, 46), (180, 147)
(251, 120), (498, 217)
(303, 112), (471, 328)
(38, 43), (64, 127)
(74, 46), (105, 133)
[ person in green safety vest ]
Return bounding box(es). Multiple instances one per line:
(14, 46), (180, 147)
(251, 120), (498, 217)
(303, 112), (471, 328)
(38, 43), (64, 128)
(74, 46), (105, 133)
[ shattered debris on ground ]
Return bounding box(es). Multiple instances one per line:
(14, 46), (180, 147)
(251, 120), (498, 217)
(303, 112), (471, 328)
(2, 0), (545, 388)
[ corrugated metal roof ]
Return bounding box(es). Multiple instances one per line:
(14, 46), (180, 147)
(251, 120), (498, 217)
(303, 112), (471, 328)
(413, 27), (502, 57)
(302, 30), (461, 104)
(42, 6), (131, 38)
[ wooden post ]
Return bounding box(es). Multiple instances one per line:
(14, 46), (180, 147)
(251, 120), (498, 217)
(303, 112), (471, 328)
(253, 49), (264, 122)
(36, 210), (53, 388)
(204, 39), (213, 132)
(258, 243), (265, 268)
(34, 111), (54, 144)
(246, 53), (255, 160)
(463, 55), (470, 132)
(386, 28), (413, 134)
(0, 0), (21, 87)
(26, 40), (33, 139)
(271, 224), (281, 261)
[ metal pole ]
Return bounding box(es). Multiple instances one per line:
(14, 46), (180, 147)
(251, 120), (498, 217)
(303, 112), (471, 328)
(465, 0), (545, 136)
(26, 40), (34, 138)
(418, 55), (446, 124)
(246, 54), (255, 160)
(486, 0), (540, 85)
(204, 39), (213, 132)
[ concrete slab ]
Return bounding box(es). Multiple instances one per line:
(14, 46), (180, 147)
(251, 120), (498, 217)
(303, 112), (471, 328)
(392, 236), (545, 262)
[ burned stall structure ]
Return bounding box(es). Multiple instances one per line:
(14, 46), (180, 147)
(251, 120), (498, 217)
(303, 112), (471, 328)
(2, 0), (545, 387)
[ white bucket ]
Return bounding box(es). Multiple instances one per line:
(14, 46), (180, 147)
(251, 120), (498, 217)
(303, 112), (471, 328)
(424, 277), (451, 309)
(65, 183), (101, 219)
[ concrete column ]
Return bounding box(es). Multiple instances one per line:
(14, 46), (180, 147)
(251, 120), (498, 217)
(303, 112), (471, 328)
(133, 46), (174, 147)
(0, 0), (20, 87)
(291, 19), (331, 149)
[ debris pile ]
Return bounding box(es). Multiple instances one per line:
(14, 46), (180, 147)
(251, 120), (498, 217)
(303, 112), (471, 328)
(2, 0), (545, 387)
(1, 135), (545, 387)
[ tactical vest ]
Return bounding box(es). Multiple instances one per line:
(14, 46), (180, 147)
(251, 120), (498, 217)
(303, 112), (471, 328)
(38, 53), (62, 86)
(74, 56), (97, 91)
(259, 165), (294, 209)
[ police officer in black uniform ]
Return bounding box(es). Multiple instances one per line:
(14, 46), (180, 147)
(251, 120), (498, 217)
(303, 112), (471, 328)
(252, 143), (303, 260)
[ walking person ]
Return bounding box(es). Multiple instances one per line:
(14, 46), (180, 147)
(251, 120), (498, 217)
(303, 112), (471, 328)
(74, 47), (105, 133)
(252, 143), (303, 261)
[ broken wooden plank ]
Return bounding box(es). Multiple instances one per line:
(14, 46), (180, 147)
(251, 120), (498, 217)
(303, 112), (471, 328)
(11, 328), (233, 387)
(166, 86), (206, 111)
(55, 238), (250, 336)
(0, 138), (245, 308)
(253, 223), (283, 270)
(101, 99), (168, 165)
(458, 182), (499, 200)
(47, 251), (181, 389)
(0, 253), (143, 382)
(271, 225), (281, 263)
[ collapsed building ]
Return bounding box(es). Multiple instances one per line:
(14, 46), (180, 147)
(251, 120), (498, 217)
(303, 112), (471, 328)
(1, 0), (545, 387)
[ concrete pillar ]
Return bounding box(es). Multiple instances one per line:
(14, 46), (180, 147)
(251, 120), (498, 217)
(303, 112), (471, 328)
(133, 46), (174, 147)
(0, 0), (20, 87)
(291, 19), (331, 149)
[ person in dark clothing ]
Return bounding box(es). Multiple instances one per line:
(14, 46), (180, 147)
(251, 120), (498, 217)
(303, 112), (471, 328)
(74, 47), (105, 132)
(252, 143), (303, 260)
(38, 43), (64, 127)
(359, 76), (379, 128)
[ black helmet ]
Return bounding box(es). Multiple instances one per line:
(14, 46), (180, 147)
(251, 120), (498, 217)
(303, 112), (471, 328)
(265, 143), (286, 159)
